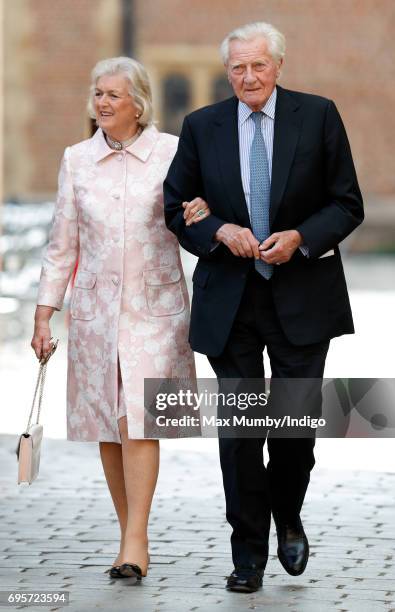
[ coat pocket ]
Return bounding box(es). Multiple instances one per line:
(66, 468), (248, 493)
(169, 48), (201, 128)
(70, 270), (97, 320)
(144, 266), (185, 317)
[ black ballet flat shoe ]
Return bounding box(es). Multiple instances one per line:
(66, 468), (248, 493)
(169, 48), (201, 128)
(106, 565), (123, 579)
(118, 563), (144, 579)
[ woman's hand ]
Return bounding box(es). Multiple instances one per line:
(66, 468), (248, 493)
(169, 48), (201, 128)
(31, 305), (55, 361)
(183, 197), (211, 226)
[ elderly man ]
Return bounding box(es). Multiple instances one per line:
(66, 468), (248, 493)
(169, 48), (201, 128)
(164, 22), (363, 592)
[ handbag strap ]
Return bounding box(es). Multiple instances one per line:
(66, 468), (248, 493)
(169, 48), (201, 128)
(26, 361), (47, 431)
(26, 339), (58, 432)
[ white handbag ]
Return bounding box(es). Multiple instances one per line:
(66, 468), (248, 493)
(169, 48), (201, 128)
(16, 340), (58, 484)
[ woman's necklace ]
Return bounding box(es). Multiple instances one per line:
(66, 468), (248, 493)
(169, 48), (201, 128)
(105, 127), (143, 150)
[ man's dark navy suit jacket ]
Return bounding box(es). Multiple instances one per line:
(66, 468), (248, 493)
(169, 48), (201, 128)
(163, 85), (364, 357)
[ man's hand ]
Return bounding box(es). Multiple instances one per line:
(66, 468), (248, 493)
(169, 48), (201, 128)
(183, 197), (211, 226)
(215, 223), (260, 258)
(259, 230), (303, 264)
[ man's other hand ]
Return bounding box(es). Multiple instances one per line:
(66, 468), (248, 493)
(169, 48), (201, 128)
(215, 224), (260, 258)
(259, 230), (303, 264)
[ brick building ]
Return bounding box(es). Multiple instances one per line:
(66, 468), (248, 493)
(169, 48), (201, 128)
(2, 0), (395, 219)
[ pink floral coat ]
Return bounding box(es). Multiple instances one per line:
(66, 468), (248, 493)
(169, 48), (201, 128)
(37, 125), (196, 441)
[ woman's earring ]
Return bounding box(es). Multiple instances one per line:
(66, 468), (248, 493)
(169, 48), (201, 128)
(135, 113), (140, 118)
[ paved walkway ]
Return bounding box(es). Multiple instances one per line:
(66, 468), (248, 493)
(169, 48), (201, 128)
(1, 434), (395, 612)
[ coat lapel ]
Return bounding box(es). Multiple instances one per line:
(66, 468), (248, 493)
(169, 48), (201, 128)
(213, 97), (251, 229)
(90, 125), (160, 164)
(270, 86), (302, 225)
(126, 124), (159, 162)
(90, 127), (114, 163)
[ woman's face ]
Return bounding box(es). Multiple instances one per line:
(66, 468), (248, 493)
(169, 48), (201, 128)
(94, 74), (139, 137)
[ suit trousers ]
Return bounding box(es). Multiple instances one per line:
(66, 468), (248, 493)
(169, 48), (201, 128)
(208, 268), (330, 571)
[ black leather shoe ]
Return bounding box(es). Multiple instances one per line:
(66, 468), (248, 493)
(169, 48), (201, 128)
(226, 567), (263, 593)
(276, 517), (309, 576)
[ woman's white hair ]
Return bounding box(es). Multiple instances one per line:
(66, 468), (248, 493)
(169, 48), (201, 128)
(220, 22), (286, 65)
(87, 56), (153, 128)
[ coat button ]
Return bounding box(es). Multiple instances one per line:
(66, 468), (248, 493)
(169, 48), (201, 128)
(112, 275), (120, 285)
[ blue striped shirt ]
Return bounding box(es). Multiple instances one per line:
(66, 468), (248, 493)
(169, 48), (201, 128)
(238, 87), (277, 215)
(237, 86), (308, 256)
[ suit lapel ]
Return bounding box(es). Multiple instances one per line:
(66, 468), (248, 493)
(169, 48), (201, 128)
(270, 86), (302, 225)
(213, 98), (251, 229)
(211, 89), (302, 229)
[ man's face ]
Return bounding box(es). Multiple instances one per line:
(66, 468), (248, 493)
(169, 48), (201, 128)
(227, 36), (282, 111)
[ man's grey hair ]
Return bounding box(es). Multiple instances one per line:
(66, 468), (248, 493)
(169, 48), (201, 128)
(87, 56), (153, 127)
(220, 22), (286, 65)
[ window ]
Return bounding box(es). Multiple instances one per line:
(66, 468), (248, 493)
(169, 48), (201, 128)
(212, 75), (233, 103)
(162, 74), (191, 135)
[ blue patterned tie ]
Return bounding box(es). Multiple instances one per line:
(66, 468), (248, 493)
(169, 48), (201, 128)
(249, 111), (273, 279)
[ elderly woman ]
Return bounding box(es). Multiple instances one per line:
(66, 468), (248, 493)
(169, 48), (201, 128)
(31, 57), (209, 580)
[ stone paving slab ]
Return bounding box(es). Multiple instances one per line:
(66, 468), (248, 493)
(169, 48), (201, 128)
(1, 434), (395, 612)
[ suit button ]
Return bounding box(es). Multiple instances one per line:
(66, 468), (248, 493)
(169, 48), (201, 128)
(112, 275), (120, 285)
(112, 193), (120, 199)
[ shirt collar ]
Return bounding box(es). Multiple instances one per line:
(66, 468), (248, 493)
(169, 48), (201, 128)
(91, 124), (160, 163)
(238, 86), (277, 125)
